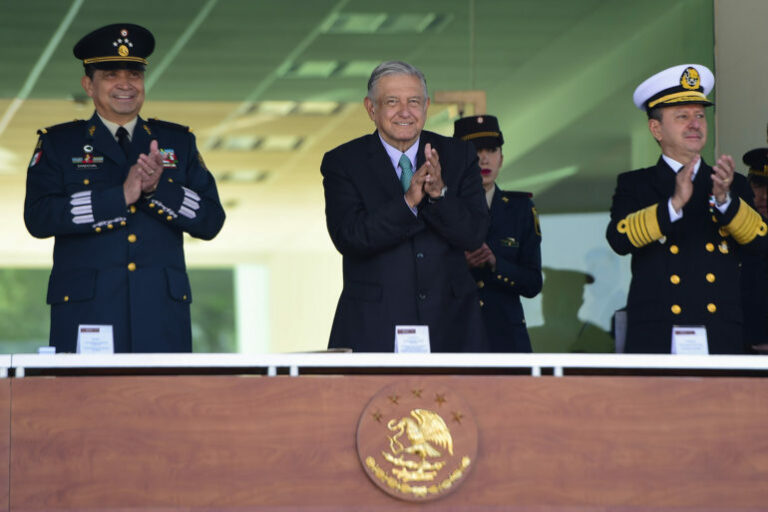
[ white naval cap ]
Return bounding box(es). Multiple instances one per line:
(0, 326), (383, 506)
(633, 63), (714, 111)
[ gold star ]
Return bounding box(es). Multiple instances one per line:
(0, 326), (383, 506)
(411, 388), (423, 398)
(372, 410), (383, 423)
(452, 411), (463, 424)
(435, 393), (447, 406)
(388, 394), (400, 405)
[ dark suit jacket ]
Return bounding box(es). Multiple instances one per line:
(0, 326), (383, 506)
(606, 157), (764, 354)
(24, 113), (225, 353)
(471, 187), (542, 352)
(321, 130), (489, 352)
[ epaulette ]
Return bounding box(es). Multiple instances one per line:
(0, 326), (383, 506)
(501, 190), (533, 199)
(147, 118), (190, 132)
(37, 119), (86, 135)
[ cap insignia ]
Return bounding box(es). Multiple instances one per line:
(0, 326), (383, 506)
(477, 116), (484, 124)
(680, 67), (700, 91)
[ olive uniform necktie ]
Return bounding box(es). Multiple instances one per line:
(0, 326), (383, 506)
(399, 153), (413, 192)
(116, 126), (131, 157)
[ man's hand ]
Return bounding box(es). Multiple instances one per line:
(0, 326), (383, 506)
(465, 243), (496, 269)
(670, 155), (698, 213)
(422, 143), (445, 198)
(123, 166), (144, 205)
(711, 154), (735, 204)
(137, 139), (164, 194)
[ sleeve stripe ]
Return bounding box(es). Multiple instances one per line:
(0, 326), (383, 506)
(618, 204), (663, 248)
(725, 199), (768, 244)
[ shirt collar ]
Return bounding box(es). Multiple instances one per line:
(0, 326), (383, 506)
(378, 134), (419, 174)
(662, 153), (702, 177)
(97, 113), (138, 141)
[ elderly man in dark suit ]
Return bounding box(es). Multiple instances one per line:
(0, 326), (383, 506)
(321, 61), (489, 352)
(606, 64), (766, 354)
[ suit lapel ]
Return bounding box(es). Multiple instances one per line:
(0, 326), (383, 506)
(651, 156), (676, 198)
(367, 132), (405, 196)
(132, 117), (152, 158)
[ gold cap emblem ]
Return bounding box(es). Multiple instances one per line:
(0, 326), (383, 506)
(680, 66), (700, 91)
(356, 381), (477, 501)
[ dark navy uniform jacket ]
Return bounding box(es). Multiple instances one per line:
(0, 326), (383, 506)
(24, 113), (225, 353)
(470, 187), (542, 352)
(606, 157), (766, 354)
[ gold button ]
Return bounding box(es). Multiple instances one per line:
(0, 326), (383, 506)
(669, 245), (679, 254)
(670, 274), (680, 285)
(168, 178), (174, 183)
(63, 295), (69, 302)
(479, 300), (484, 307)
(149, 203), (155, 208)
(705, 243), (715, 252)
(497, 275), (502, 280)
(158, 209), (164, 214)
(509, 281), (515, 286)
(120, 221), (126, 226)
(711, 215), (717, 223)
(477, 281), (485, 289)
(671, 304), (681, 315)
(166, 215), (173, 221)
(182, 294), (188, 301)
(718, 227), (728, 237)
(107, 224), (113, 229)
(127, 262), (136, 272)
(503, 277), (509, 282)
(128, 234), (137, 243)
(83, 179), (90, 185)
(130, 205), (137, 214)
(707, 303), (717, 313)
(706, 273), (715, 283)
(95, 227), (101, 233)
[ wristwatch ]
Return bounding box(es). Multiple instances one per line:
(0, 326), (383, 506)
(428, 186), (448, 203)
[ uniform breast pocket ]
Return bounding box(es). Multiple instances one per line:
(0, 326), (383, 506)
(495, 236), (520, 258)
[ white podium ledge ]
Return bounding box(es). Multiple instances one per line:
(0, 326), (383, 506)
(8, 352), (768, 377)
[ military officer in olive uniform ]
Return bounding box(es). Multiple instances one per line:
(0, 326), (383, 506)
(24, 24), (225, 353)
(453, 115), (542, 352)
(606, 64), (766, 354)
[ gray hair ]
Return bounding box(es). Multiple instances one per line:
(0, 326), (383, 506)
(366, 61), (428, 101)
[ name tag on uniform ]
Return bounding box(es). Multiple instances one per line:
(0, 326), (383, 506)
(395, 325), (430, 353)
(671, 325), (708, 355)
(76, 324), (115, 354)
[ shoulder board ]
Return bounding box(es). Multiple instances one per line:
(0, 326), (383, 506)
(147, 118), (190, 132)
(501, 190), (533, 199)
(37, 119), (86, 135)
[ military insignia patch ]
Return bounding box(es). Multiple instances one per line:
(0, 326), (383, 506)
(160, 149), (178, 168)
(356, 380), (478, 502)
(72, 145), (104, 169)
(500, 237), (519, 247)
(29, 151), (42, 168)
(680, 66), (700, 91)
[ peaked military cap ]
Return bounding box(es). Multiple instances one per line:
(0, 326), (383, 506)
(453, 115), (504, 149)
(743, 147), (768, 183)
(73, 23), (154, 71)
(633, 64), (714, 112)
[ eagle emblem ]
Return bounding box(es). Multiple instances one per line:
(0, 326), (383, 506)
(357, 381), (477, 501)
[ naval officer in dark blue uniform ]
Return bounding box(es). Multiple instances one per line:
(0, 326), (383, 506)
(606, 64), (766, 354)
(24, 23), (225, 353)
(453, 115), (542, 352)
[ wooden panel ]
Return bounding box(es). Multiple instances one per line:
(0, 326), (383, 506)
(9, 376), (768, 511)
(0, 381), (9, 512)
